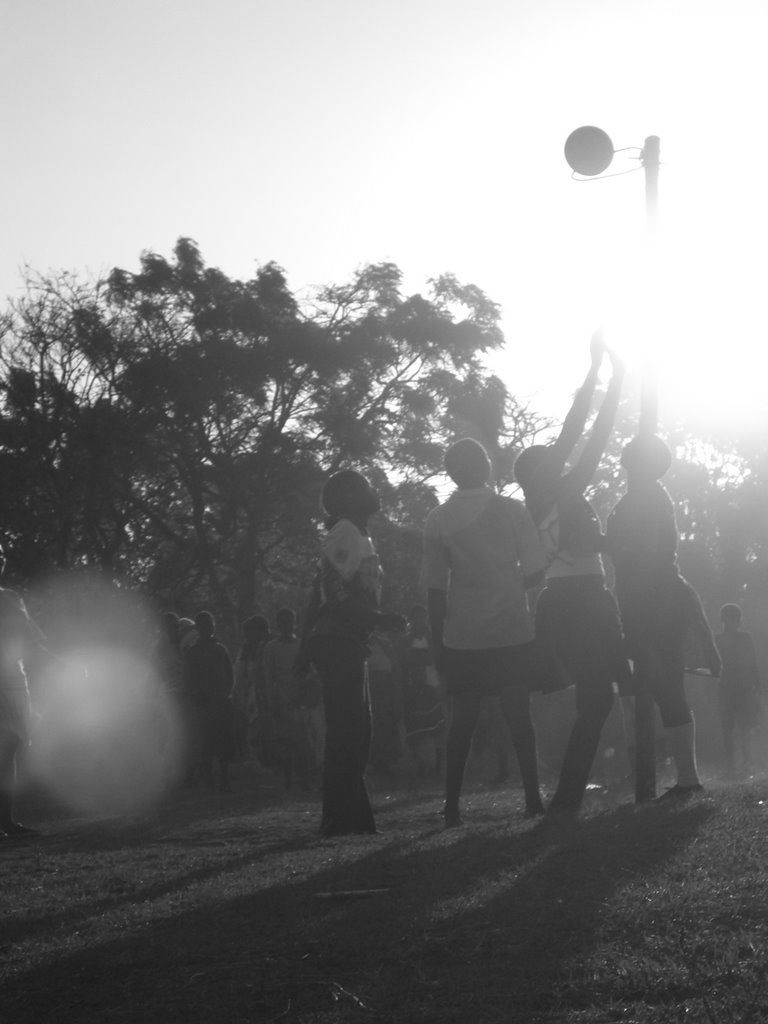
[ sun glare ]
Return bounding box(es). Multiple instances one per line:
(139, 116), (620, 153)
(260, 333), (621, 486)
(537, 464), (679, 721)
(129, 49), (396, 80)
(584, 219), (766, 439)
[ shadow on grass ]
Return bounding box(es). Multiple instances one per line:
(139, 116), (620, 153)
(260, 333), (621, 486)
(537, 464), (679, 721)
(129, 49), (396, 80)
(0, 790), (715, 1024)
(0, 786), (446, 949)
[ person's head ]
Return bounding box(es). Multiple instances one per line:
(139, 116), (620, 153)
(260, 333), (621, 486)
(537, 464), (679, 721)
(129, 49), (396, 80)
(242, 614), (269, 645)
(513, 445), (558, 494)
(321, 469), (380, 525)
(408, 604), (428, 632)
(720, 603), (742, 630)
(177, 617), (198, 652)
(275, 607), (296, 638)
(194, 610), (215, 639)
(161, 611), (180, 643)
(620, 435), (672, 485)
(444, 438), (492, 489)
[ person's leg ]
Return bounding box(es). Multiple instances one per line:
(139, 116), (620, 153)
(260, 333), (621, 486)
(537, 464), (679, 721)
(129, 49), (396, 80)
(298, 745), (312, 791)
(219, 756), (231, 792)
(367, 670), (385, 773)
(491, 728), (510, 785)
(719, 695), (735, 774)
(647, 643), (701, 792)
(664, 721), (700, 787)
(0, 731), (19, 831)
(549, 583), (626, 811)
(295, 714), (312, 791)
(739, 725), (752, 773)
(443, 691), (483, 824)
(0, 731), (38, 837)
(548, 679), (613, 813)
(618, 695), (636, 780)
(499, 685), (545, 815)
(186, 702), (204, 785)
(230, 706), (243, 761)
(359, 668), (373, 780)
(314, 639), (375, 835)
(199, 717), (215, 787)
(283, 748), (293, 789)
(434, 708), (446, 777)
(484, 700), (510, 784)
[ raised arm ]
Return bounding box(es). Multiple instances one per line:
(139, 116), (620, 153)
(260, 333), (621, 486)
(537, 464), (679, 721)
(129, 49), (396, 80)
(567, 348), (626, 494)
(549, 331), (605, 471)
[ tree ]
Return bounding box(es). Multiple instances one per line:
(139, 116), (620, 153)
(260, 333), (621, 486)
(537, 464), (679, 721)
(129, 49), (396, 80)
(0, 240), (545, 631)
(0, 272), (138, 578)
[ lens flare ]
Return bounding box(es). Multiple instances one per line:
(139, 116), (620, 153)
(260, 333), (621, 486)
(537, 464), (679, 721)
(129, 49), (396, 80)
(28, 646), (183, 815)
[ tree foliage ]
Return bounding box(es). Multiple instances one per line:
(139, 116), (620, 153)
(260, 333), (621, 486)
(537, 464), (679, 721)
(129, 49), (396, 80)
(0, 240), (544, 629)
(2, 239), (766, 644)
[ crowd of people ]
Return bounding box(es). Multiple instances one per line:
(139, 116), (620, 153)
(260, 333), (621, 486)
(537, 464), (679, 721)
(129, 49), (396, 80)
(296, 335), (763, 836)
(154, 601), (450, 800)
(0, 338), (766, 841)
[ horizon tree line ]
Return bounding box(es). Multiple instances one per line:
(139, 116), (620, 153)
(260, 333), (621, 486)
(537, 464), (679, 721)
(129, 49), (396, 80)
(1, 238), (766, 650)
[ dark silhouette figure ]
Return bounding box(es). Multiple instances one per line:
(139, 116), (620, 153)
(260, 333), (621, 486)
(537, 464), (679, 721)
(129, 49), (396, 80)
(264, 608), (312, 790)
(232, 615), (273, 765)
(231, 615), (264, 761)
(186, 611), (235, 792)
(155, 611), (199, 784)
(400, 605), (446, 779)
(605, 434), (721, 798)
(514, 335), (629, 814)
(366, 625), (403, 777)
(0, 544), (49, 839)
(299, 470), (404, 837)
(422, 438), (547, 827)
(715, 603), (762, 775)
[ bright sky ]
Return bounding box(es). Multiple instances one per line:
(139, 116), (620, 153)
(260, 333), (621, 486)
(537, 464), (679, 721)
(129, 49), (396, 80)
(3, 0), (767, 439)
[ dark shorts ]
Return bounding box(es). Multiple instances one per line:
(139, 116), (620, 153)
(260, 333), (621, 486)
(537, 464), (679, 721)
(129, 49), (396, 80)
(719, 684), (762, 728)
(443, 642), (548, 698)
(535, 575), (631, 693)
(616, 572), (696, 657)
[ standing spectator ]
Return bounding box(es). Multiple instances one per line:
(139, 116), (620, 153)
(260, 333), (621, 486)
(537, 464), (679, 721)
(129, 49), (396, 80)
(514, 335), (630, 814)
(175, 617), (202, 783)
(605, 435), (721, 799)
(186, 611), (235, 792)
(155, 612), (184, 693)
(154, 612), (197, 784)
(422, 439), (547, 827)
(401, 605), (446, 779)
(0, 544), (51, 838)
(366, 626), (403, 777)
(715, 604), (762, 776)
(264, 608), (312, 791)
(232, 615), (271, 763)
(298, 469), (404, 837)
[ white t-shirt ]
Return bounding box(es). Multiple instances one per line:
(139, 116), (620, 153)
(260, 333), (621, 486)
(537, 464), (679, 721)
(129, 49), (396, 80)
(537, 505), (605, 579)
(321, 518), (382, 606)
(421, 487), (546, 650)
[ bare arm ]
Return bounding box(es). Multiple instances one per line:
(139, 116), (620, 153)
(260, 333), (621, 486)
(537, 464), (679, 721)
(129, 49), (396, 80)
(567, 351), (626, 495)
(550, 332), (604, 470)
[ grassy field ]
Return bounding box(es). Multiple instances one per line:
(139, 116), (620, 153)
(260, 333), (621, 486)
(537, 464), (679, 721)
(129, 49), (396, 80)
(3, 763), (768, 1024)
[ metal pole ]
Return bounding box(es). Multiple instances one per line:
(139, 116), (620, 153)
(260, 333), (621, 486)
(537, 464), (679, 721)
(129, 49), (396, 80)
(634, 134), (660, 804)
(639, 135), (660, 438)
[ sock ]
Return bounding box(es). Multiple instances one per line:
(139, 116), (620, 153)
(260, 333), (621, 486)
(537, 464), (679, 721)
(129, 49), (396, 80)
(665, 720), (700, 788)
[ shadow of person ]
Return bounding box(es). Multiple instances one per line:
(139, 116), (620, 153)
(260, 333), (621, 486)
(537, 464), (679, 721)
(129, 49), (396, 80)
(0, 794), (714, 1023)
